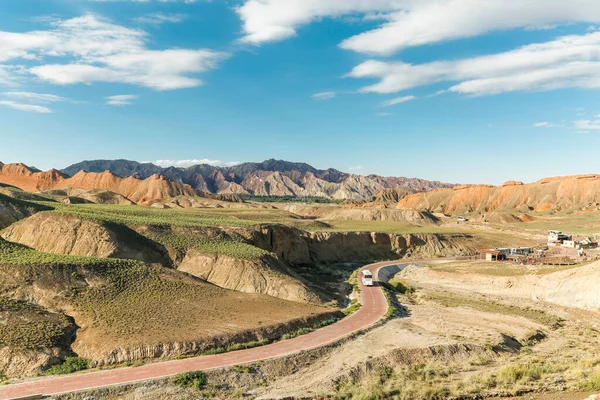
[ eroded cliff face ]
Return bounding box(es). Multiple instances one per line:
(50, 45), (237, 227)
(244, 225), (480, 266)
(178, 251), (319, 304)
(0, 348), (68, 377)
(1, 213), (169, 265)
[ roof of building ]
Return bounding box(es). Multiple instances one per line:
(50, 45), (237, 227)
(481, 249), (502, 255)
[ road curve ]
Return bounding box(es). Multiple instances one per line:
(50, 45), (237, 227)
(0, 259), (413, 400)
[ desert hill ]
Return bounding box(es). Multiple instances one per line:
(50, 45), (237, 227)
(0, 162), (68, 192)
(0, 237), (334, 376)
(61, 159), (454, 200)
(397, 174), (600, 214)
(0, 162), (199, 205)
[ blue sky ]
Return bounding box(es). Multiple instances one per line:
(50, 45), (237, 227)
(1, 0), (599, 184)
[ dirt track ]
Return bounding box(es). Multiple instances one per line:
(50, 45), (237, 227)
(0, 260), (402, 400)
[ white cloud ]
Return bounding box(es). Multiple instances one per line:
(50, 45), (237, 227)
(346, 31), (600, 96)
(106, 94), (138, 106)
(1, 91), (66, 103)
(348, 165), (364, 171)
(237, 0), (600, 56)
(376, 112), (392, 117)
(93, 0), (199, 3)
(236, 0), (397, 45)
(381, 95), (415, 107)
(533, 122), (552, 127)
(0, 14), (226, 90)
(312, 91), (336, 100)
(0, 100), (52, 113)
(151, 159), (242, 168)
(574, 120), (600, 130)
(133, 13), (188, 26)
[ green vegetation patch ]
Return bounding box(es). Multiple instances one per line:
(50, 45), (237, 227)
(0, 297), (74, 351)
(173, 371), (207, 390)
(48, 203), (326, 230)
(0, 236), (142, 270)
(144, 229), (269, 260)
(45, 357), (89, 375)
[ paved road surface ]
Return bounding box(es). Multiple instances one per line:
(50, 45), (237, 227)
(0, 260), (408, 399)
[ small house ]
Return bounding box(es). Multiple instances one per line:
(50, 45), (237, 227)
(481, 249), (504, 261)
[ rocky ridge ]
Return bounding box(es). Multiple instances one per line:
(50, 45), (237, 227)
(0, 162), (199, 205)
(61, 159), (455, 201)
(398, 174), (600, 214)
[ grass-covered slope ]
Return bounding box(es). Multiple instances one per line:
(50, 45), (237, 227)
(0, 237), (334, 371)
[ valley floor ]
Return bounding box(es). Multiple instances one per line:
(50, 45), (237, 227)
(49, 260), (600, 400)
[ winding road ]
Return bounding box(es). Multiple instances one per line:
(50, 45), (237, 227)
(0, 260), (410, 400)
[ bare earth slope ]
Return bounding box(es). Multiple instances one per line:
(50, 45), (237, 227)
(398, 260), (600, 310)
(398, 174), (600, 213)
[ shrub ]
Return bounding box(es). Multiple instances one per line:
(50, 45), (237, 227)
(45, 357), (89, 375)
(580, 373), (600, 391)
(173, 371), (207, 390)
(497, 364), (545, 385)
(389, 281), (414, 295)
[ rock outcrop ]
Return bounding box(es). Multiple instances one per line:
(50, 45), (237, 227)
(41, 188), (134, 205)
(178, 251), (319, 303)
(245, 225), (485, 265)
(397, 174), (600, 214)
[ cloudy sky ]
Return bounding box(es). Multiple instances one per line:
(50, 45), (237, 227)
(1, 0), (599, 183)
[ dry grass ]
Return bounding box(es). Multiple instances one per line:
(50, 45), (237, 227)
(424, 290), (563, 328)
(427, 260), (586, 277)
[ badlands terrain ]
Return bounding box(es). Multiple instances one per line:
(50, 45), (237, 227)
(0, 159), (599, 399)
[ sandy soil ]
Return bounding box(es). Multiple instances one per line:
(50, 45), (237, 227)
(259, 296), (544, 398)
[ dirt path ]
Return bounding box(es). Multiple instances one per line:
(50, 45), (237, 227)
(0, 259), (412, 400)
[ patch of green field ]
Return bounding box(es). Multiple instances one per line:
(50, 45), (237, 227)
(0, 236), (141, 269)
(425, 291), (563, 328)
(0, 296), (74, 351)
(45, 203), (328, 231)
(144, 230), (270, 260)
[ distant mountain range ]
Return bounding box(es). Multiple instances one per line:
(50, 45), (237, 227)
(61, 159), (455, 200)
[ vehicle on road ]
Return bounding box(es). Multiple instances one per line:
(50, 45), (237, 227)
(361, 270), (374, 286)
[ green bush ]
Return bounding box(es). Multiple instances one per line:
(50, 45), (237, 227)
(389, 281), (414, 295)
(580, 373), (600, 391)
(45, 357), (89, 375)
(173, 371), (207, 390)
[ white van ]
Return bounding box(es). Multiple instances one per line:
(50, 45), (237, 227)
(361, 270), (374, 286)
